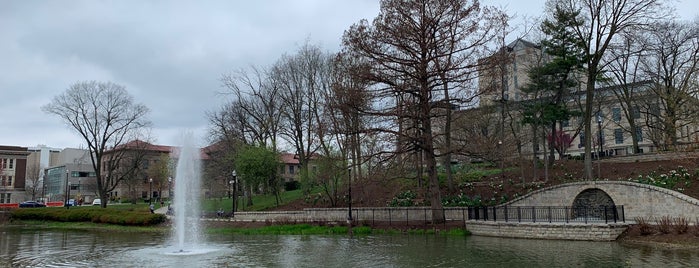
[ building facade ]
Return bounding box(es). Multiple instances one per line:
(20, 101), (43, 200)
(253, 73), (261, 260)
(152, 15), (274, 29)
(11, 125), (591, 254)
(0, 146), (29, 203)
(474, 39), (698, 160)
(44, 148), (98, 204)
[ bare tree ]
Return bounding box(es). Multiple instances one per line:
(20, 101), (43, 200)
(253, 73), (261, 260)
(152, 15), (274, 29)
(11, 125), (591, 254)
(603, 31), (648, 154)
(553, 0), (666, 180)
(24, 161), (42, 201)
(343, 0), (505, 222)
(220, 66), (283, 149)
(639, 20), (699, 150)
(42, 81), (151, 207)
(271, 43), (327, 189)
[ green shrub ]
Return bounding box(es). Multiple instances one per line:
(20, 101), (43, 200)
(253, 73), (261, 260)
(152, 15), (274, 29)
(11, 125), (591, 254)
(10, 207), (165, 226)
(388, 190), (417, 207)
(442, 193), (482, 207)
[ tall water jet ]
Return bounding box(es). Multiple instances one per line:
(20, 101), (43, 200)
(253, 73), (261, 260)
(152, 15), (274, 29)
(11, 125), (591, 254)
(172, 135), (202, 252)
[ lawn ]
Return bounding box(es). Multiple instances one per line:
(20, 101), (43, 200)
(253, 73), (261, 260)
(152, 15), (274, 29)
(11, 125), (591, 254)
(201, 187), (321, 212)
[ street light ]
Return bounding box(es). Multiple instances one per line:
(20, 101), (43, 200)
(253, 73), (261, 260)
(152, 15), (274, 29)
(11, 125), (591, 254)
(168, 177), (172, 201)
(597, 115), (603, 178)
(347, 167), (352, 224)
(230, 170), (237, 218)
(65, 169), (69, 209)
(149, 178), (153, 204)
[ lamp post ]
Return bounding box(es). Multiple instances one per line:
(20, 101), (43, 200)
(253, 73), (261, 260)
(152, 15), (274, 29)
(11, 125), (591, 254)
(347, 167), (352, 224)
(597, 115), (603, 177)
(230, 170), (237, 217)
(41, 174), (46, 203)
(168, 177), (172, 201)
(149, 178), (153, 204)
(65, 169), (69, 209)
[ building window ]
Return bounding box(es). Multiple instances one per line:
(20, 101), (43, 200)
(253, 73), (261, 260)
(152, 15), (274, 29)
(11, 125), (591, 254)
(561, 120), (569, 128)
(0, 193), (10, 203)
(636, 127), (643, 142)
(632, 106), (641, 119)
(615, 129), (624, 144)
(289, 165), (295, 175)
(8, 159), (13, 169)
(578, 133), (585, 148)
(612, 107), (621, 122)
(142, 191), (147, 198)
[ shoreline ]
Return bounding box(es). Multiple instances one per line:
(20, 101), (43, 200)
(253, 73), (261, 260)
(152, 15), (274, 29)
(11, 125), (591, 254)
(4, 218), (699, 249)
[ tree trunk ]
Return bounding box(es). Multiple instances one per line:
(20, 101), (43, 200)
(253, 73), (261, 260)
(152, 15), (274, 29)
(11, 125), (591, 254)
(583, 70), (596, 180)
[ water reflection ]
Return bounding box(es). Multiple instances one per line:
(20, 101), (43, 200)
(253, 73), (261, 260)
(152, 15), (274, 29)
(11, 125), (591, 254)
(1, 226), (697, 267)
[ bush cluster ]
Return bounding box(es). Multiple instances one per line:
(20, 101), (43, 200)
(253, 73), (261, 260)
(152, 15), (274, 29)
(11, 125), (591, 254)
(634, 216), (694, 236)
(388, 190), (417, 207)
(628, 166), (692, 192)
(10, 207), (166, 226)
(442, 193), (483, 207)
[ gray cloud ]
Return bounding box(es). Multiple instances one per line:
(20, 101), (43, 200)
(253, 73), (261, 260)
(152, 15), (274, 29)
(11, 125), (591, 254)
(1, 0), (695, 149)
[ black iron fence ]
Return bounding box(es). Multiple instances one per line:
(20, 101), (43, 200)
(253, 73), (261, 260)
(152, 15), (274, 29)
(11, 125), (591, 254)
(203, 206), (624, 227)
(468, 205), (625, 224)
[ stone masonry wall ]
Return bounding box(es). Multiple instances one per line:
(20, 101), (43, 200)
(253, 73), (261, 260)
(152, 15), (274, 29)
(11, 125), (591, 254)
(465, 221), (628, 241)
(503, 181), (699, 220)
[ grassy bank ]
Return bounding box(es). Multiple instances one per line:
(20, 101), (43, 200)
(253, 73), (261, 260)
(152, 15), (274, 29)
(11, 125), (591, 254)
(202, 187), (321, 212)
(4, 217), (470, 237)
(9, 206), (166, 226)
(4, 220), (168, 233)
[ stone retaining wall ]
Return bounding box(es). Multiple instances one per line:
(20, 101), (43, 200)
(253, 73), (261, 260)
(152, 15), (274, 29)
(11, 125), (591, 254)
(222, 207), (626, 241)
(230, 207), (461, 222)
(465, 221), (628, 241)
(503, 181), (699, 220)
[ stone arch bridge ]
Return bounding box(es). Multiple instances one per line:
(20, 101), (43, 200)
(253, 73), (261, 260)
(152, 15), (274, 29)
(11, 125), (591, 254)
(503, 181), (699, 220)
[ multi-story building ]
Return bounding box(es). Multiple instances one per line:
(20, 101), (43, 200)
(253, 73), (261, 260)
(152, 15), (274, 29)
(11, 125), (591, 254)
(473, 38), (697, 160)
(44, 148), (98, 204)
(279, 153), (302, 183)
(102, 140), (177, 203)
(27, 145), (61, 202)
(0, 146), (29, 203)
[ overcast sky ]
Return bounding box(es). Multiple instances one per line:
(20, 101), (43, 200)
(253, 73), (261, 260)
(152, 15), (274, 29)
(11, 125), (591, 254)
(1, 1), (696, 150)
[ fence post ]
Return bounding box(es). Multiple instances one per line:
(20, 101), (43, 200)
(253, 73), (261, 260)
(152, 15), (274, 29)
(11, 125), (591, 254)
(565, 206), (569, 223)
(613, 205), (617, 223)
(504, 206), (508, 222)
(621, 205), (625, 222)
(604, 206), (608, 224)
(372, 208), (375, 226)
(443, 207), (446, 229)
(424, 207), (427, 225)
(462, 207), (466, 228)
(492, 207), (497, 222)
(517, 207), (521, 222)
(406, 208), (409, 226)
(548, 206), (552, 223)
(532, 207), (536, 223)
(389, 208), (392, 226)
(584, 207), (588, 224)
(483, 206), (488, 221)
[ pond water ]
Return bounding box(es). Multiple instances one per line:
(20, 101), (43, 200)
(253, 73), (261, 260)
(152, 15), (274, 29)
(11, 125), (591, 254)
(0, 227), (697, 267)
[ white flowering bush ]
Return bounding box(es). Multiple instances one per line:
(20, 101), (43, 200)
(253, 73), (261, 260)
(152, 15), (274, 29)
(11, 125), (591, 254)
(628, 166), (692, 191)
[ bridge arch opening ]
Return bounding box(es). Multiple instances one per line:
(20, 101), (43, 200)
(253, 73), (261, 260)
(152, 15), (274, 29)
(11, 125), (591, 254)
(571, 188), (617, 220)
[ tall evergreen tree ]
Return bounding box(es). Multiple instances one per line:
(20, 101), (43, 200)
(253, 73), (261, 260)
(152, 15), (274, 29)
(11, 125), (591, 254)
(521, 5), (585, 165)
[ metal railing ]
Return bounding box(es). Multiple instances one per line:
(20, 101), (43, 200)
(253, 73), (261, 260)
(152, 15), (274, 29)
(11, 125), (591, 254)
(201, 206), (624, 226)
(468, 205), (625, 223)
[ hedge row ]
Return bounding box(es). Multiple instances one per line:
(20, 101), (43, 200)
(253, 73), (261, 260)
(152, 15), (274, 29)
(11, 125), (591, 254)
(10, 207), (166, 226)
